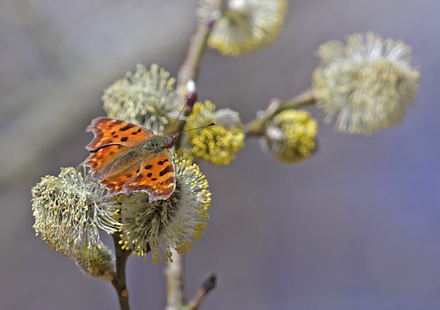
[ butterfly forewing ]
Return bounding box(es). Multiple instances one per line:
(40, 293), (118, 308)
(82, 144), (127, 179)
(86, 117), (153, 151)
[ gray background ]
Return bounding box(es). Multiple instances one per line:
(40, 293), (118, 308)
(1, 0), (440, 309)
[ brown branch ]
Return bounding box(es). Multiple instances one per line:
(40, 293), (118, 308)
(165, 1), (226, 309)
(187, 273), (217, 310)
(243, 88), (316, 137)
(112, 233), (132, 310)
(177, 0), (225, 86)
(172, 0), (226, 137)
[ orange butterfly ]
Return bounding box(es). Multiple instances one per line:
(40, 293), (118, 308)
(80, 117), (178, 202)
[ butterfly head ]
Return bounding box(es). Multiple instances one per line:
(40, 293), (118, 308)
(165, 133), (179, 149)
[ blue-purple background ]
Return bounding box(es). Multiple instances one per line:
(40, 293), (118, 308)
(1, 1), (440, 309)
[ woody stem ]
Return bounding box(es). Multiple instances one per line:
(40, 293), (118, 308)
(112, 233), (132, 310)
(165, 1), (226, 309)
(243, 88), (316, 137)
(172, 0), (226, 138)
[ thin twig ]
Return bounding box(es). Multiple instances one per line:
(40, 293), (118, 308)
(177, 0), (225, 86)
(165, 1), (226, 309)
(187, 273), (217, 310)
(243, 88), (316, 137)
(172, 0), (226, 137)
(112, 233), (132, 310)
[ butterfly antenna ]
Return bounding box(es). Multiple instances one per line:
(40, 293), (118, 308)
(170, 89), (198, 134)
(182, 122), (216, 134)
(165, 122), (215, 149)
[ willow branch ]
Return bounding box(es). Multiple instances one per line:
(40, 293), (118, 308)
(243, 88), (316, 137)
(177, 0), (225, 86)
(172, 0), (226, 137)
(187, 273), (217, 310)
(164, 248), (187, 310)
(112, 233), (132, 310)
(165, 1), (225, 309)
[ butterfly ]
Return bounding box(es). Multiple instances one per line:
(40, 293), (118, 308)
(80, 117), (179, 202)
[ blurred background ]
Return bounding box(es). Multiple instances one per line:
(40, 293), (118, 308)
(2, 0), (440, 309)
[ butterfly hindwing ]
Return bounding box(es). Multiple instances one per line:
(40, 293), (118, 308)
(122, 152), (175, 202)
(99, 159), (145, 198)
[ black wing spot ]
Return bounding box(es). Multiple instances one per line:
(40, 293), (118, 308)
(159, 165), (172, 177)
(120, 124), (135, 131)
(137, 128), (142, 133)
(158, 161), (164, 165)
(144, 165), (152, 170)
(147, 173), (152, 178)
(120, 137), (129, 142)
(111, 131), (116, 135)
(151, 178), (157, 181)
(113, 135), (118, 138)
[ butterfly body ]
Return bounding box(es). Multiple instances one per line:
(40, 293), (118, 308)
(80, 117), (177, 202)
(142, 134), (179, 154)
